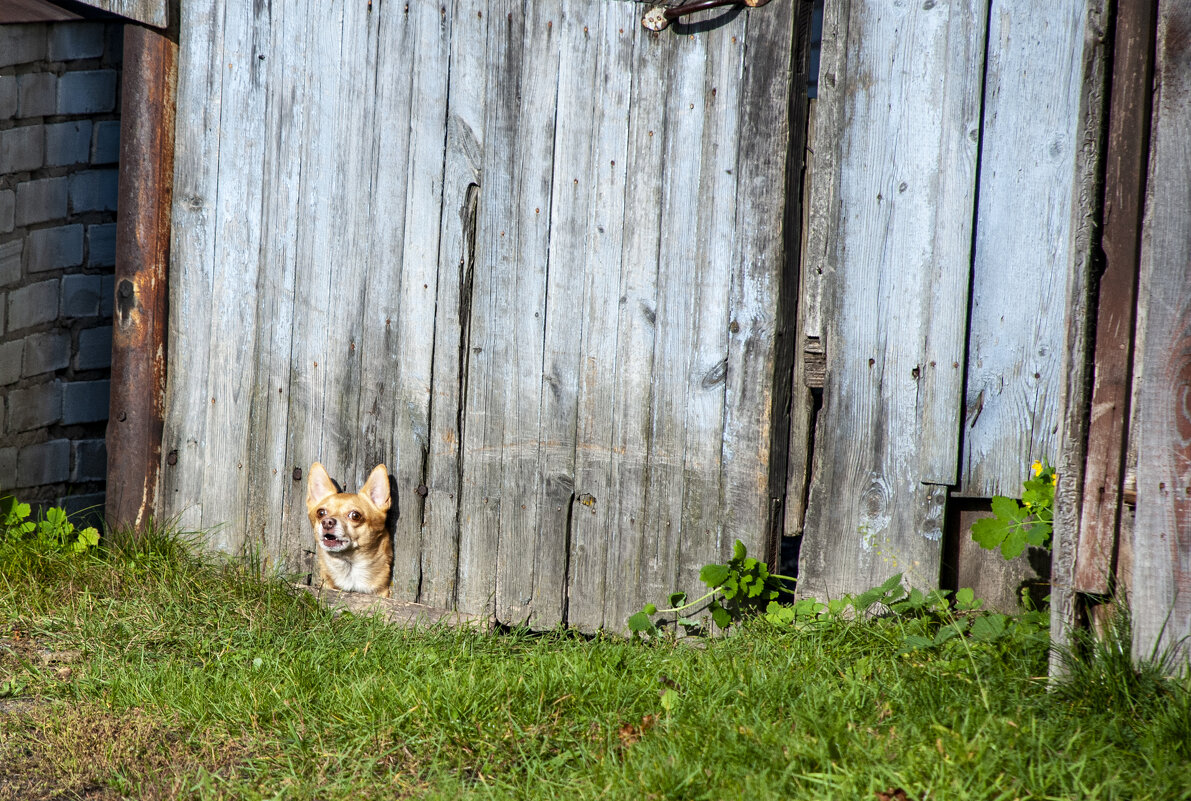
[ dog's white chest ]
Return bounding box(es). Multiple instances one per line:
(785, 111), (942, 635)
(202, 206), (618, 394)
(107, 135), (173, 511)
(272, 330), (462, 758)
(323, 554), (375, 593)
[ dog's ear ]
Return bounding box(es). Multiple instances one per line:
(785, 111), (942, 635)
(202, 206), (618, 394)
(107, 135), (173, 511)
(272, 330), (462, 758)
(306, 462), (337, 507)
(362, 464), (391, 513)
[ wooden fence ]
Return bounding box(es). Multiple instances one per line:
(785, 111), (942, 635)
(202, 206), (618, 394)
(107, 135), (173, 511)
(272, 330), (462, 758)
(97, 0), (1187, 658)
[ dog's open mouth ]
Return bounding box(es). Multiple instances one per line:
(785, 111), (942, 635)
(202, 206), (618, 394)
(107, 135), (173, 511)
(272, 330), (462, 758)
(321, 534), (348, 550)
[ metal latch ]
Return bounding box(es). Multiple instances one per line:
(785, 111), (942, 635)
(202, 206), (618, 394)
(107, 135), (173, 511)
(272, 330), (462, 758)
(641, 0), (772, 32)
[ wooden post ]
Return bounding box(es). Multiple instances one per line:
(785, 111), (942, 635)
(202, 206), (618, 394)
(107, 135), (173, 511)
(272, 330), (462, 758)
(1131, 1), (1191, 666)
(105, 21), (177, 532)
(1075, 0), (1157, 597)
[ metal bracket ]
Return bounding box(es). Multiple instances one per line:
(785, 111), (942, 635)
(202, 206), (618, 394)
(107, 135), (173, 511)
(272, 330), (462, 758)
(641, 0), (771, 32)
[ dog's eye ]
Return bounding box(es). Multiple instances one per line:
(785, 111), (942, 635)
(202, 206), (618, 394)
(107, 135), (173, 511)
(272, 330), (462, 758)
(316, 508), (327, 519)
(348, 510), (362, 522)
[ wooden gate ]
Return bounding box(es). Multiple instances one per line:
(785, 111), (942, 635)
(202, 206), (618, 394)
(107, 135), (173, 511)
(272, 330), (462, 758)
(160, 0), (806, 629)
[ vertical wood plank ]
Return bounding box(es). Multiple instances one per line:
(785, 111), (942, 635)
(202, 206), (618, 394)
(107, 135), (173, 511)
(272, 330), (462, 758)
(961, 0), (1091, 497)
(529, 4), (599, 627)
(800, 0), (985, 598)
(421, 0), (487, 610)
(1131, 0), (1191, 665)
(456, 0), (521, 617)
(565, 4), (634, 632)
(1074, 0), (1156, 594)
(160, 0), (224, 534)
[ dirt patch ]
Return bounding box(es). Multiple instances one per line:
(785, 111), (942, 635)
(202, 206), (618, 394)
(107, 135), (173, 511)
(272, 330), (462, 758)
(0, 703), (247, 801)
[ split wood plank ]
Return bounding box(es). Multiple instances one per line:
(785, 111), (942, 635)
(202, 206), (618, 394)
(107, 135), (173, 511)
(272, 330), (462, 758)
(74, 0), (166, 28)
(800, 0), (987, 599)
(564, 3), (634, 633)
(1075, 0), (1156, 595)
(961, 1), (1092, 497)
(1132, 0), (1191, 665)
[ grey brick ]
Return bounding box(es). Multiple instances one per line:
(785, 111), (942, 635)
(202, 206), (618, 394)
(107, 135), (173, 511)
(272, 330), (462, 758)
(17, 439), (70, 486)
(0, 125), (45, 174)
(27, 224), (84, 272)
(56, 70), (116, 115)
(15, 177), (68, 227)
(104, 24), (123, 65)
(48, 23), (106, 62)
(23, 330), (70, 377)
(17, 73), (57, 118)
(8, 381), (62, 431)
(58, 492), (105, 526)
(75, 325), (112, 370)
(0, 339), (22, 386)
(0, 240), (20, 287)
(0, 190), (14, 235)
(0, 76), (16, 119)
(0, 448), (16, 492)
(62, 379), (109, 424)
(68, 170), (118, 214)
(71, 439), (107, 482)
(91, 120), (120, 164)
(99, 274), (114, 316)
(87, 223), (116, 267)
(60, 273), (102, 317)
(7, 278), (59, 331)
(44, 121), (93, 167)
(0, 25), (47, 69)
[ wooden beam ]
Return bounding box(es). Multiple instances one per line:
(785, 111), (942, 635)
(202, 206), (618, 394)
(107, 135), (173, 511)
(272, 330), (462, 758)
(1131, 0), (1191, 666)
(1075, 0), (1157, 595)
(105, 22), (176, 531)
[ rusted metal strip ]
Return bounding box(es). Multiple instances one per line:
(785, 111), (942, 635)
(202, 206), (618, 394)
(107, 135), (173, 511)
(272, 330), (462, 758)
(1074, 0), (1156, 595)
(642, 0), (772, 32)
(105, 21), (177, 532)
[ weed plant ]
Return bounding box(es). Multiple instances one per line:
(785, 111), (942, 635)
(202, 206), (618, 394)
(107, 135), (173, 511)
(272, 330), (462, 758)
(1, 528), (1188, 800)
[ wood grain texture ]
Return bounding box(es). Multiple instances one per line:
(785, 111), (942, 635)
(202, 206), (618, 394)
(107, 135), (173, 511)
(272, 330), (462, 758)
(1075, 0), (1155, 595)
(162, 0), (797, 631)
(74, 0), (167, 28)
(799, 0), (987, 599)
(961, 0), (1091, 497)
(1131, 0), (1191, 665)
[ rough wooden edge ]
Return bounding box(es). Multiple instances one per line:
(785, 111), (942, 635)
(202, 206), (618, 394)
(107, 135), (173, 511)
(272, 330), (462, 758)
(1075, 0), (1156, 596)
(1049, 0), (1111, 680)
(294, 584), (494, 631)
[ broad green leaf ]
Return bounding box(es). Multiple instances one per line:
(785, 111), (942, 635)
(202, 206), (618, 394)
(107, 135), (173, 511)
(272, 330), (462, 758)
(660, 688), (677, 711)
(700, 563), (730, 588)
(900, 635), (934, 651)
(733, 539), (747, 561)
(955, 587), (977, 610)
(970, 516), (1009, 551)
(668, 592), (687, 608)
(970, 614), (1008, 642)
(710, 604), (732, 630)
(999, 525), (1030, 559)
(642, 603), (657, 615)
(627, 611), (656, 634)
(933, 627), (960, 646)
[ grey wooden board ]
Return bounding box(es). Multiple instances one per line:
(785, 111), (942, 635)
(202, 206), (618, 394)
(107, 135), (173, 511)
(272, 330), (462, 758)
(74, 0), (166, 27)
(799, 0), (987, 599)
(960, 0), (1092, 497)
(1132, 1), (1191, 666)
(161, 0), (797, 631)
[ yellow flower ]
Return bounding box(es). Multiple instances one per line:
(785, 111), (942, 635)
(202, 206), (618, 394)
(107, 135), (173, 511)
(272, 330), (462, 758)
(1032, 461), (1043, 477)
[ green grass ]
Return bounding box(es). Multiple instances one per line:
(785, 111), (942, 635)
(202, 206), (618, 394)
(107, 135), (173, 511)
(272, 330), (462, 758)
(1, 530), (1188, 801)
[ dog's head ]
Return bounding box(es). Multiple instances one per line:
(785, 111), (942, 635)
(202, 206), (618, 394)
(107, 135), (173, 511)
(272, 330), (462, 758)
(305, 462), (391, 554)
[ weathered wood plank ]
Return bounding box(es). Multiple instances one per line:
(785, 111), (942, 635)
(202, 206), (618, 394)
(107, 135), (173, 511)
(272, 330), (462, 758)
(160, 0), (223, 536)
(244, 0), (309, 572)
(74, 0), (166, 28)
(1075, 0), (1155, 595)
(721, 1), (798, 571)
(456, 0), (521, 618)
(421, 0), (487, 611)
(528, 5), (600, 627)
(600, 25), (669, 633)
(1132, 0), (1191, 665)
(1048, 0), (1110, 677)
(565, 4), (634, 632)
(196, 0), (272, 549)
(800, 0), (985, 598)
(961, 1), (1092, 497)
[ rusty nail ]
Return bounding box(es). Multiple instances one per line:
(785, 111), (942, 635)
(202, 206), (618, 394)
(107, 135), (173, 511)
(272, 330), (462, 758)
(167, 449), (178, 466)
(293, 467), (303, 482)
(416, 484), (429, 497)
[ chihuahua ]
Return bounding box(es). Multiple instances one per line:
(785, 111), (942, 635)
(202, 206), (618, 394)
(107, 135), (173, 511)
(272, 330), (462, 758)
(305, 462), (393, 597)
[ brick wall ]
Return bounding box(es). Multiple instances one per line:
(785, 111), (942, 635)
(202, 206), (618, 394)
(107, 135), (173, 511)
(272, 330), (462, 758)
(0, 21), (122, 521)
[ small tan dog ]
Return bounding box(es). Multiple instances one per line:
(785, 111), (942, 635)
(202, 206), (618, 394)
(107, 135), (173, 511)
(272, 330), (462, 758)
(305, 462), (393, 597)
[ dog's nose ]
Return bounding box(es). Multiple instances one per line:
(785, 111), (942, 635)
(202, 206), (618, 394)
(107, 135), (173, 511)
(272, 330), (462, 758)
(321, 517), (337, 532)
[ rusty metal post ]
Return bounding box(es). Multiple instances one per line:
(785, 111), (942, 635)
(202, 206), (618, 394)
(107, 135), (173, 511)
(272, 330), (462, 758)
(106, 21), (177, 532)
